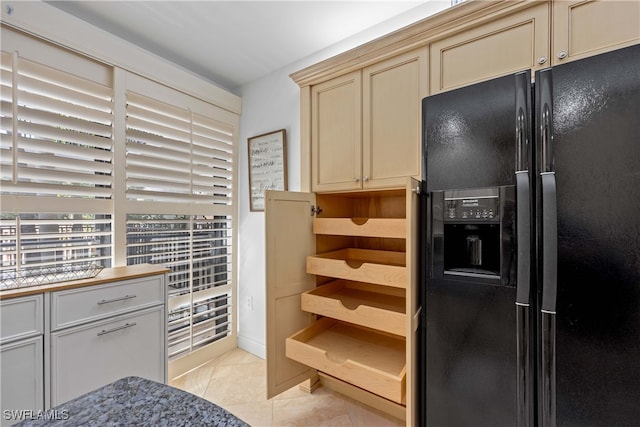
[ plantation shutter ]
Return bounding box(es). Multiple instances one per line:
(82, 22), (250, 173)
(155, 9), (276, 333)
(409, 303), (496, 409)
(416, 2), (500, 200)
(124, 77), (237, 360)
(0, 51), (114, 198)
(125, 91), (233, 205)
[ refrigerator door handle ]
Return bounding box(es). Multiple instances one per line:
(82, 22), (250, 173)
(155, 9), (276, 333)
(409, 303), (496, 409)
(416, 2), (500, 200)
(515, 70), (533, 427)
(538, 69), (554, 174)
(540, 171), (558, 427)
(515, 171), (532, 427)
(515, 70), (531, 172)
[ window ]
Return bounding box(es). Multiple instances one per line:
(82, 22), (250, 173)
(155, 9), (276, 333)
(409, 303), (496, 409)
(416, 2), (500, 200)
(1, 37), (115, 283)
(126, 214), (232, 358)
(1, 26), (239, 363)
(0, 213), (112, 285)
(122, 77), (237, 359)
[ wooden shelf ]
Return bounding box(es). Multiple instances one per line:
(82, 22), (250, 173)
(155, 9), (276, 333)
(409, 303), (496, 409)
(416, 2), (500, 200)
(313, 217), (406, 238)
(306, 248), (406, 288)
(286, 317), (406, 404)
(301, 280), (405, 336)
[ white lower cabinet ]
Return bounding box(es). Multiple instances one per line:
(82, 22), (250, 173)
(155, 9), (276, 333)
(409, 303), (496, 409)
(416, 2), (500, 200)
(0, 336), (44, 427)
(50, 305), (165, 405)
(49, 272), (167, 406)
(0, 294), (44, 427)
(0, 266), (167, 422)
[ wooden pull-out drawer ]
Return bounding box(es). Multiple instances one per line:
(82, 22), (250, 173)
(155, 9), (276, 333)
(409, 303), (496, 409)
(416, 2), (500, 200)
(301, 280), (405, 336)
(313, 217), (406, 238)
(307, 248), (406, 288)
(51, 276), (164, 330)
(0, 294), (43, 344)
(286, 317), (406, 404)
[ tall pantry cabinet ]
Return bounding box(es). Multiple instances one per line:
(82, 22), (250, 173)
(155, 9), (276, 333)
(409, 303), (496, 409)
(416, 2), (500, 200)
(266, 180), (420, 423)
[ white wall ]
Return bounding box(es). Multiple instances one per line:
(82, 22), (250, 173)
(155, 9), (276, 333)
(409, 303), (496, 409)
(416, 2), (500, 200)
(236, 66), (302, 357)
(236, 2), (450, 358)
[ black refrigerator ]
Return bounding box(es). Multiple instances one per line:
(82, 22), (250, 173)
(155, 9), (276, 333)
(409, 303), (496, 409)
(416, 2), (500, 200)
(420, 44), (640, 427)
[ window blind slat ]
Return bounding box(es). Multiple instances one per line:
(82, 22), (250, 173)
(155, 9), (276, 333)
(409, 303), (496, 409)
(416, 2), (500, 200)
(0, 181), (112, 198)
(16, 164), (112, 186)
(19, 58), (112, 102)
(17, 90), (113, 125)
(126, 116), (190, 143)
(18, 105), (112, 137)
(16, 136), (112, 162)
(127, 91), (189, 120)
(126, 103), (190, 132)
(126, 139), (190, 159)
(126, 168), (190, 186)
(17, 122), (112, 150)
(17, 151), (112, 174)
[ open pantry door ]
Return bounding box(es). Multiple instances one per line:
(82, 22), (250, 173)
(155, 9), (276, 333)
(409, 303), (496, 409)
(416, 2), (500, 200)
(407, 177), (421, 427)
(265, 190), (317, 398)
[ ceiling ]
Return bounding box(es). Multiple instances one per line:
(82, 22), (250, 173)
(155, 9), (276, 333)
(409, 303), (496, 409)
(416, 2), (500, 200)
(45, 1), (452, 93)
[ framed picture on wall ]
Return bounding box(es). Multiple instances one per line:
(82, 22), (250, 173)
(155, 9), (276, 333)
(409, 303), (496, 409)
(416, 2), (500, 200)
(248, 129), (288, 211)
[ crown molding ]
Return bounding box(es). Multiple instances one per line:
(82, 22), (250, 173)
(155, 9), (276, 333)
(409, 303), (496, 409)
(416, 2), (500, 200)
(290, 0), (546, 87)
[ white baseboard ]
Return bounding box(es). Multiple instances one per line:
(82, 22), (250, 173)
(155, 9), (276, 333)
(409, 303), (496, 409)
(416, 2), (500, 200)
(238, 335), (266, 359)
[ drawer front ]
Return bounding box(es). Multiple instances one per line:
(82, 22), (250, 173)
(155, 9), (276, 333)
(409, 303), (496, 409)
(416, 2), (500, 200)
(50, 305), (166, 406)
(286, 318), (406, 403)
(0, 294), (43, 344)
(51, 275), (165, 330)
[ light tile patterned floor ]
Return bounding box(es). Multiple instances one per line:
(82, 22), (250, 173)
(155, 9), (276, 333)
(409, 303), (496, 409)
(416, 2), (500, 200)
(169, 348), (404, 427)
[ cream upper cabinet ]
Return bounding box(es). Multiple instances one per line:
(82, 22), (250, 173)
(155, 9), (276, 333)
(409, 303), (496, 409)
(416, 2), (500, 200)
(362, 49), (428, 190)
(311, 48), (427, 192)
(430, 2), (550, 94)
(311, 72), (362, 192)
(552, 0), (640, 65)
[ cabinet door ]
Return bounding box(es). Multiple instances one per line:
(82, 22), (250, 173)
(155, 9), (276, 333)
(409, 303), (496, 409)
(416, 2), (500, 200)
(552, 0), (640, 65)
(430, 2), (549, 94)
(265, 190), (316, 398)
(0, 336), (44, 426)
(50, 306), (165, 406)
(405, 177), (420, 427)
(311, 71), (361, 192)
(362, 48), (428, 189)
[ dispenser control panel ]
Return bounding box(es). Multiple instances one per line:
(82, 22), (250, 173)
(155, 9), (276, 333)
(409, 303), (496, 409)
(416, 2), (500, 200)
(444, 188), (500, 222)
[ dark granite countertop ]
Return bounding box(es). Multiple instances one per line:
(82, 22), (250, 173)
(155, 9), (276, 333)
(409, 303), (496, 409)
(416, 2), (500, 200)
(14, 376), (250, 427)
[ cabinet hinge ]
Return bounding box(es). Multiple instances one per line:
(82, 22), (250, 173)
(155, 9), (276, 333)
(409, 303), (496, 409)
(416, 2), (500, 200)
(310, 205), (323, 216)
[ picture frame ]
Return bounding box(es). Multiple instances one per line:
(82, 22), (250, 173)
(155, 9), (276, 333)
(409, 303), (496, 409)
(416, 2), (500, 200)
(247, 129), (288, 211)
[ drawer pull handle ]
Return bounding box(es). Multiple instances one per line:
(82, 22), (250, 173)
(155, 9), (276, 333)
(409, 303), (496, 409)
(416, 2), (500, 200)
(97, 322), (137, 336)
(97, 295), (137, 305)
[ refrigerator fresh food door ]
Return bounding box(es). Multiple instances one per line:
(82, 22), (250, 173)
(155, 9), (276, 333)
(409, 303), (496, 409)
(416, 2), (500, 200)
(536, 44), (640, 427)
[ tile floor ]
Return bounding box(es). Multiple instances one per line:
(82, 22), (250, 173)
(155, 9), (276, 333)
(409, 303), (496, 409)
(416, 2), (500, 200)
(169, 348), (404, 427)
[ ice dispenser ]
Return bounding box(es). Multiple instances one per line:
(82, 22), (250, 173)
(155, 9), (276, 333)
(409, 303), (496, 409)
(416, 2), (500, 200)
(430, 186), (515, 286)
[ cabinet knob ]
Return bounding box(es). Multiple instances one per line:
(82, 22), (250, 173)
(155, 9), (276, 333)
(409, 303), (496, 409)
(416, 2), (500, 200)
(557, 51), (568, 60)
(354, 177), (360, 182)
(537, 56), (547, 65)
(363, 176), (369, 182)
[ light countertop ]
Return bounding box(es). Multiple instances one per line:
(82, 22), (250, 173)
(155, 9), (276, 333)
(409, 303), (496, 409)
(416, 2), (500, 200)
(0, 264), (170, 300)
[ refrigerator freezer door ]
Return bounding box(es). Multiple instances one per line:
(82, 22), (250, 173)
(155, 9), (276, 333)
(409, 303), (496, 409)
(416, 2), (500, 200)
(423, 72), (521, 427)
